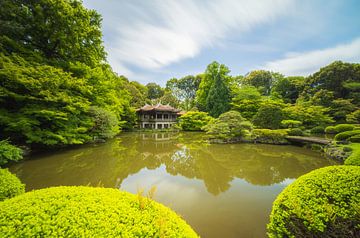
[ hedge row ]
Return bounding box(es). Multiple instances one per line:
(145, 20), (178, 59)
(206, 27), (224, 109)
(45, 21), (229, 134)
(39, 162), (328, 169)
(0, 186), (198, 237)
(325, 124), (356, 134)
(0, 169), (25, 201)
(268, 166), (360, 237)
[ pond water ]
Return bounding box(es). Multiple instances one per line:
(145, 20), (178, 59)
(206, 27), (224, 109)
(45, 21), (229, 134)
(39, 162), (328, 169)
(9, 132), (338, 237)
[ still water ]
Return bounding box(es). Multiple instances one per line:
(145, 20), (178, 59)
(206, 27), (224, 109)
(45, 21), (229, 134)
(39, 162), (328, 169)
(9, 132), (338, 237)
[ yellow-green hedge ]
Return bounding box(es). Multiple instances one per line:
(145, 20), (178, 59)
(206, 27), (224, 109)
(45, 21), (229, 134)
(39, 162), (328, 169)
(0, 168), (25, 201)
(0, 186), (198, 237)
(267, 166), (360, 237)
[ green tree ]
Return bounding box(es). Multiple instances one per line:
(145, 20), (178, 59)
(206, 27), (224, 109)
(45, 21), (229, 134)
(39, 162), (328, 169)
(203, 111), (252, 141)
(252, 100), (285, 129)
(178, 111), (213, 131)
(154, 90), (180, 108)
(0, 0), (105, 67)
(231, 86), (263, 120)
(242, 70), (280, 96)
(146, 83), (164, 100)
(271, 76), (304, 103)
(303, 61), (360, 103)
(195, 62), (230, 111)
(206, 71), (231, 117)
(166, 75), (201, 110)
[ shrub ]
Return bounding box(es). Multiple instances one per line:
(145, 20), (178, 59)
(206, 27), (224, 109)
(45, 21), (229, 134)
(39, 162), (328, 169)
(325, 125), (337, 134)
(287, 128), (304, 136)
(346, 109), (360, 123)
(89, 106), (120, 139)
(325, 124), (355, 134)
(281, 120), (302, 128)
(0, 186), (198, 237)
(268, 166), (360, 237)
(251, 129), (289, 144)
(310, 125), (325, 134)
(349, 135), (360, 143)
(345, 143), (360, 166)
(178, 111), (213, 131)
(252, 100), (285, 129)
(203, 111), (252, 142)
(0, 169), (25, 201)
(0, 140), (23, 166)
(334, 130), (360, 141)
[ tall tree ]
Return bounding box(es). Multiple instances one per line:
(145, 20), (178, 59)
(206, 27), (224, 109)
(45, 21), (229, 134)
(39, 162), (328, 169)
(0, 0), (105, 67)
(146, 83), (164, 100)
(195, 61), (230, 111)
(205, 71), (231, 117)
(166, 75), (201, 110)
(242, 70), (280, 96)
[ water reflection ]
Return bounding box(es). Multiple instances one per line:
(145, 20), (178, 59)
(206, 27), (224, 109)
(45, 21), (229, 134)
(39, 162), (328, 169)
(8, 132), (338, 238)
(10, 132), (336, 195)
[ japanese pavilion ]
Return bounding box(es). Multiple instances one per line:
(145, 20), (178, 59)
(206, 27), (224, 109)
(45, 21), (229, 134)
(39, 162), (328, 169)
(136, 104), (183, 129)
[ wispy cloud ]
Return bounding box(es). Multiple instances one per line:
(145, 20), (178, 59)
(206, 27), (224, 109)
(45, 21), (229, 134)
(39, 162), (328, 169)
(85, 0), (294, 76)
(264, 37), (360, 76)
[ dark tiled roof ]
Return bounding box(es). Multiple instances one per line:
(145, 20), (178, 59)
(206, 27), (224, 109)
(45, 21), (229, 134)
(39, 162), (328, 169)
(137, 103), (181, 112)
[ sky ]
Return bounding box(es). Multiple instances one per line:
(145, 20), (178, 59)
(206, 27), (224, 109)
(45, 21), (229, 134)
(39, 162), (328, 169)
(83, 0), (360, 85)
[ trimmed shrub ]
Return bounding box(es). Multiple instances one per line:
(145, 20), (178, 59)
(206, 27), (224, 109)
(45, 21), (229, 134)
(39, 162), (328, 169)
(310, 125), (325, 134)
(334, 130), (360, 141)
(0, 186), (198, 237)
(0, 140), (23, 166)
(268, 166), (360, 238)
(349, 134), (360, 143)
(178, 111), (213, 131)
(281, 120), (302, 129)
(251, 129), (288, 144)
(0, 169), (25, 201)
(287, 128), (304, 136)
(345, 143), (360, 166)
(325, 125), (336, 134)
(325, 124), (355, 134)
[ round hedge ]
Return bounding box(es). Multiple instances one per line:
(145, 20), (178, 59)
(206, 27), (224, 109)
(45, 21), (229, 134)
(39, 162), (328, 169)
(268, 166), (360, 238)
(0, 169), (25, 201)
(0, 186), (198, 237)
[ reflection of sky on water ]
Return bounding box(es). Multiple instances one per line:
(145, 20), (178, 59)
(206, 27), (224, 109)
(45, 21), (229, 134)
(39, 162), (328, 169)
(9, 132), (338, 238)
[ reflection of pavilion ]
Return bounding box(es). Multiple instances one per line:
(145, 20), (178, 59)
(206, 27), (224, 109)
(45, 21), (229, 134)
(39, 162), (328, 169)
(141, 133), (176, 141)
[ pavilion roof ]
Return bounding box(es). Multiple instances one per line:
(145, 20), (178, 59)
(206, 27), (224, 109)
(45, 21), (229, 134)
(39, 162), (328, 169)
(136, 103), (181, 113)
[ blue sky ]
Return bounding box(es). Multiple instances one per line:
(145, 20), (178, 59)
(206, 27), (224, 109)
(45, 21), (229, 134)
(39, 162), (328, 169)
(83, 0), (360, 85)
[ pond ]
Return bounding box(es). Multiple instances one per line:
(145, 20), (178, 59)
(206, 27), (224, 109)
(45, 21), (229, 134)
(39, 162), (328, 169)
(9, 132), (338, 237)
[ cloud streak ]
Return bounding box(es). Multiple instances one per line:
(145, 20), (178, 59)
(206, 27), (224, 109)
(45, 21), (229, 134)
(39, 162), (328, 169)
(264, 37), (360, 76)
(85, 0), (294, 76)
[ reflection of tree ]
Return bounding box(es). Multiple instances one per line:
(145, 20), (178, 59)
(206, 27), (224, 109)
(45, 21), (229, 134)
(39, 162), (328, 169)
(10, 132), (337, 195)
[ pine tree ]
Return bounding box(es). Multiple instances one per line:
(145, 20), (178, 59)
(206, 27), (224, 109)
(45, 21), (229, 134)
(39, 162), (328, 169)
(205, 73), (231, 117)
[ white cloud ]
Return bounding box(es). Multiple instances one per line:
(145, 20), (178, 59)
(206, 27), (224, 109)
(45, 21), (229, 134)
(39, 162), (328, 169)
(264, 37), (360, 76)
(85, 0), (294, 74)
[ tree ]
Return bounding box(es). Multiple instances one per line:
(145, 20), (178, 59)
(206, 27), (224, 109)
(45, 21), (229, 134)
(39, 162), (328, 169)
(231, 86), (263, 120)
(0, 0), (105, 67)
(347, 109), (360, 123)
(252, 100), (285, 129)
(146, 83), (164, 100)
(124, 81), (149, 108)
(166, 75), (201, 110)
(178, 111), (213, 131)
(242, 70), (280, 96)
(205, 71), (231, 117)
(303, 61), (360, 103)
(203, 111), (253, 141)
(195, 61), (230, 111)
(271, 76), (304, 103)
(154, 90), (180, 108)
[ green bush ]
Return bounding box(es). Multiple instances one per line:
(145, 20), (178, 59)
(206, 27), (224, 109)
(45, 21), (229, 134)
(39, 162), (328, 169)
(0, 169), (25, 201)
(281, 120), (302, 128)
(334, 130), (360, 141)
(325, 124), (355, 134)
(349, 134), (360, 143)
(268, 166), (360, 237)
(251, 129), (289, 144)
(310, 125), (325, 134)
(178, 111), (213, 131)
(0, 140), (23, 166)
(345, 143), (360, 166)
(325, 125), (336, 134)
(287, 128), (304, 136)
(0, 186), (198, 237)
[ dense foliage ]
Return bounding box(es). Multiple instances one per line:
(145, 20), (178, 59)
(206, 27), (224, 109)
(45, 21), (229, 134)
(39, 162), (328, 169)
(203, 111), (252, 142)
(0, 169), (25, 201)
(0, 140), (23, 165)
(251, 129), (289, 144)
(0, 186), (198, 237)
(268, 166), (360, 238)
(345, 143), (360, 166)
(178, 111), (213, 131)
(0, 0), (135, 150)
